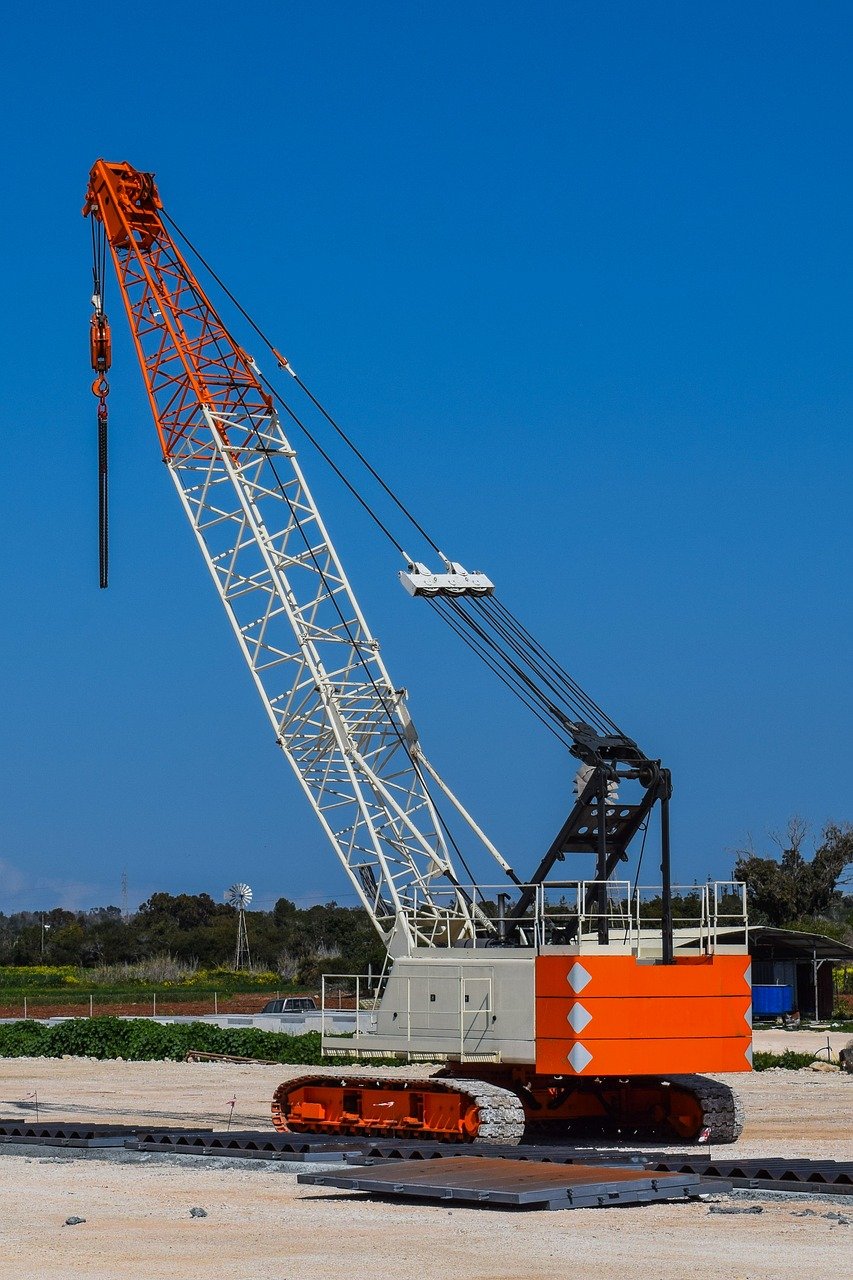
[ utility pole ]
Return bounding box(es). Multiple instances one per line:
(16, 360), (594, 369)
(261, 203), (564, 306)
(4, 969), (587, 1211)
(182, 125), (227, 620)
(121, 869), (129, 922)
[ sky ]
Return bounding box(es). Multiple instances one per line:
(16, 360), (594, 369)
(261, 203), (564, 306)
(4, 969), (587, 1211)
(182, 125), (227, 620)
(0, 2), (850, 916)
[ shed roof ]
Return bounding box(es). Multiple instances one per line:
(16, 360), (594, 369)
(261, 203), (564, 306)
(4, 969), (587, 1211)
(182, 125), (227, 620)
(717, 925), (853, 962)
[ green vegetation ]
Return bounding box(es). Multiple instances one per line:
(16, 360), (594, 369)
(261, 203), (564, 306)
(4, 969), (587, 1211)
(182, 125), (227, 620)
(733, 819), (852, 934)
(0, 1017), (328, 1063)
(0, 1021), (835, 1071)
(0, 894), (384, 985)
(752, 1049), (823, 1071)
(0, 964), (280, 993)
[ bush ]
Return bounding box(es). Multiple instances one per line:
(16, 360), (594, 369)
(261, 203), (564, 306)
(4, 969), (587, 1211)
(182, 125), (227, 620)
(0, 1017), (326, 1064)
(752, 1049), (817, 1071)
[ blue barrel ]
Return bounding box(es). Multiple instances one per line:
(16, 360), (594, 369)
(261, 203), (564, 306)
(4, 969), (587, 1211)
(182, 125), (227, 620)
(753, 984), (794, 1016)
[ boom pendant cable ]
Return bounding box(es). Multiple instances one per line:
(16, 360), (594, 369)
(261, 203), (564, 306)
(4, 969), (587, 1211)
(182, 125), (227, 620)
(160, 211), (627, 743)
(165, 254), (483, 899)
(161, 210), (443, 561)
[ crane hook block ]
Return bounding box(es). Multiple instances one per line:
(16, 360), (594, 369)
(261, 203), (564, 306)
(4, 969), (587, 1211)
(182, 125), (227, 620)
(90, 313), (112, 374)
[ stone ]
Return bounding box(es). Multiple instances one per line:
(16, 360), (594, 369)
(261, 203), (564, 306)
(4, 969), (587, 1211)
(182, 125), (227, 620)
(839, 1039), (853, 1074)
(189, 1207), (208, 1218)
(64, 1216), (86, 1226)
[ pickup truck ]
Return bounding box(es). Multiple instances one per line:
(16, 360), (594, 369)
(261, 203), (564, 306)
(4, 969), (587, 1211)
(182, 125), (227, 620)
(261, 997), (318, 1014)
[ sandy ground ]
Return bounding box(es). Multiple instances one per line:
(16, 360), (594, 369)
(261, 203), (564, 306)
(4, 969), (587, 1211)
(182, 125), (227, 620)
(0, 1043), (849, 1279)
(753, 1027), (851, 1055)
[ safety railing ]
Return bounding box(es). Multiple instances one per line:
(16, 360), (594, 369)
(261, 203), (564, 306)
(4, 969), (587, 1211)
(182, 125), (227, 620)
(400, 880), (747, 953)
(320, 969), (497, 1060)
(319, 973), (383, 1045)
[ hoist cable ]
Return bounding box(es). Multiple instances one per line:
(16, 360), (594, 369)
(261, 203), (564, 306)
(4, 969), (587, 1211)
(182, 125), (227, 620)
(162, 210), (443, 559)
(427, 599), (574, 749)
(160, 217), (413, 558)
(163, 241), (487, 899)
(159, 211), (631, 756)
(92, 218), (109, 589)
(265, 386), (410, 559)
(487, 596), (623, 734)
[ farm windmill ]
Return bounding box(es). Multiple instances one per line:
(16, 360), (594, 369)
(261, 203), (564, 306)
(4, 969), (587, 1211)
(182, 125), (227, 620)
(225, 882), (253, 971)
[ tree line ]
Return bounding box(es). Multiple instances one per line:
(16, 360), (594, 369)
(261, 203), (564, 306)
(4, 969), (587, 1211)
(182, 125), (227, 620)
(733, 820), (852, 937)
(0, 895), (385, 985)
(0, 819), (849, 979)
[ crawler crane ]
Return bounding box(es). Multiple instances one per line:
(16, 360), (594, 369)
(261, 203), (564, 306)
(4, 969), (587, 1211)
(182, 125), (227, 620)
(84, 160), (751, 1145)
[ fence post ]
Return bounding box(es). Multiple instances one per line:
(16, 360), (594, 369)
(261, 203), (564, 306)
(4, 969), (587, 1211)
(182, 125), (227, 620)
(23, 997), (27, 1020)
(214, 992), (218, 1015)
(89, 994), (93, 1019)
(153, 992), (156, 1018)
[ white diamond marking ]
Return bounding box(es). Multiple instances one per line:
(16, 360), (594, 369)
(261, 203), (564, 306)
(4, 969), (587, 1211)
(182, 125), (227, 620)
(744, 1043), (753, 1066)
(567, 1042), (593, 1072)
(744, 1001), (753, 1027)
(567, 963), (592, 994)
(744, 962), (752, 990)
(567, 1002), (593, 1033)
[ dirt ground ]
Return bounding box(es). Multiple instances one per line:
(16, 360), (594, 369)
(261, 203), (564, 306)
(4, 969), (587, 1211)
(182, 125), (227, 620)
(0, 992), (288, 1019)
(0, 1044), (849, 1280)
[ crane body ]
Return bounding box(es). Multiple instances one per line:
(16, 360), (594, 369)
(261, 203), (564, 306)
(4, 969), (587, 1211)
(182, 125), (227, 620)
(85, 160), (751, 1145)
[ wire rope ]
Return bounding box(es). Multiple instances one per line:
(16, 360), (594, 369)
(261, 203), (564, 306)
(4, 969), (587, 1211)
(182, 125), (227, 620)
(159, 211), (632, 756)
(152, 231), (482, 898)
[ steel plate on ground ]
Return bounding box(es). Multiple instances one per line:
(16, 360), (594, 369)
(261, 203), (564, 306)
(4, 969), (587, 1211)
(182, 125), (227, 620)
(298, 1157), (714, 1210)
(0, 1121), (213, 1148)
(128, 1130), (361, 1161)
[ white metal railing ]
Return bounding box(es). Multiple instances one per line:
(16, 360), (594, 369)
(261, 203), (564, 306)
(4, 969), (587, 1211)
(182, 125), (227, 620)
(399, 880), (747, 952)
(319, 973), (382, 1047)
(320, 970), (496, 1059)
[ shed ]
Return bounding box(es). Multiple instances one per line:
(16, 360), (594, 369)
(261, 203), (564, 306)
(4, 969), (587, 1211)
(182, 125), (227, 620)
(718, 926), (853, 1020)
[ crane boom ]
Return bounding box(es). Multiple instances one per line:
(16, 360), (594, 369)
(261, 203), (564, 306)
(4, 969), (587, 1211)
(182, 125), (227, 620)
(83, 160), (490, 947)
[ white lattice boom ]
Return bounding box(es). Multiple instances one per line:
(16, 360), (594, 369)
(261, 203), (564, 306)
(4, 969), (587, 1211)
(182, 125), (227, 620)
(83, 160), (496, 947)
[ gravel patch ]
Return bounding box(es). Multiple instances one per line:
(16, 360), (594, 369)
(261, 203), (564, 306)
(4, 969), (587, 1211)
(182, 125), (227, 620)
(0, 1055), (849, 1279)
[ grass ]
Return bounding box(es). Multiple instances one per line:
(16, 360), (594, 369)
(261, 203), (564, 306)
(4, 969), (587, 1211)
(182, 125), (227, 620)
(0, 964), (291, 1003)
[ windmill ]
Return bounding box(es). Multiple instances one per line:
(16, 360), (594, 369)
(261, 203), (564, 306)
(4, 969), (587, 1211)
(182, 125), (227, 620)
(225, 883), (253, 971)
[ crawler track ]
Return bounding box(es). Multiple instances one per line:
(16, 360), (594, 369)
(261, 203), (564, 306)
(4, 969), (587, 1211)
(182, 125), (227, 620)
(666, 1074), (745, 1143)
(271, 1074), (526, 1145)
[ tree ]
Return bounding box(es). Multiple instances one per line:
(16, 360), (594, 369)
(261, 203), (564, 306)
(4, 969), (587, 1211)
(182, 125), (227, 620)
(733, 818), (853, 928)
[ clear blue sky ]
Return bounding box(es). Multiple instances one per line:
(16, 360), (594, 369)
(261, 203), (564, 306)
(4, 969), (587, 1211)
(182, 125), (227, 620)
(0, 2), (850, 914)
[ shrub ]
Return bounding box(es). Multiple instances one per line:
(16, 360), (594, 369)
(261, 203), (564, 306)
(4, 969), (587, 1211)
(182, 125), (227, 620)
(86, 956), (199, 985)
(0, 1017), (326, 1064)
(752, 1049), (817, 1071)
